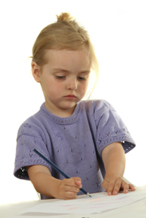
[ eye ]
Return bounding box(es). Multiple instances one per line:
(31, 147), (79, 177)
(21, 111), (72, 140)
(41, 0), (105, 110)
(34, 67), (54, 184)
(56, 76), (65, 79)
(78, 77), (86, 80)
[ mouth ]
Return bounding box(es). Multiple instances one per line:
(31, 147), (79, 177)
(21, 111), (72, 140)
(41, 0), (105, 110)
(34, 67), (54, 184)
(64, 95), (76, 99)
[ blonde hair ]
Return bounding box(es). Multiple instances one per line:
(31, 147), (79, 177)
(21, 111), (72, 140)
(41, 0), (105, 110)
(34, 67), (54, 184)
(31, 12), (99, 98)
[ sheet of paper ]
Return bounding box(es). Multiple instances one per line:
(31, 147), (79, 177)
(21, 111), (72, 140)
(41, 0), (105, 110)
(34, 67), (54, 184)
(22, 188), (146, 214)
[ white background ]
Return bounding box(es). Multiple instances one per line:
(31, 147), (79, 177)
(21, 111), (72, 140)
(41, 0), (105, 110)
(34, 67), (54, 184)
(0, 0), (146, 204)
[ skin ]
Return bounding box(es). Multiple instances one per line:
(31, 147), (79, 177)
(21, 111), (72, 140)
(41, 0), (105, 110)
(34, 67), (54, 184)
(28, 49), (135, 200)
(102, 142), (135, 195)
(32, 49), (91, 117)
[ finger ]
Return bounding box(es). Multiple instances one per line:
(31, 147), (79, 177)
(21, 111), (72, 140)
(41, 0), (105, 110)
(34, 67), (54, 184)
(112, 177), (125, 195)
(75, 180), (82, 188)
(102, 179), (109, 191)
(64, 185), (80, 194)
(107, 180), (116, 195)
(108, 177), (123, 195)
(121, 181), (136, 194)
(60, 189), (77, 200)
(102, 178), (115, 195)
(64, 182), (81, 200)
(73, 177), (82, 188)
(64, 178), (78, 187)
(129, 184), (136, 191)
(121, 180), (129, 194)
(63, 179), (81, 194)
(60, 180), (80, 200)
(63, 191), (77, 200)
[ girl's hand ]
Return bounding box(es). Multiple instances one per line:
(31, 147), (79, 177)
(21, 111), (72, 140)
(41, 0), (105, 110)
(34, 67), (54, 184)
(57, 177), (82, 200)
(102, 175), (135, 195)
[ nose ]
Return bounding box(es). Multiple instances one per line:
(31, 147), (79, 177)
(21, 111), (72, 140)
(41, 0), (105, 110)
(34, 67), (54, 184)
(66, 78), (77, 90)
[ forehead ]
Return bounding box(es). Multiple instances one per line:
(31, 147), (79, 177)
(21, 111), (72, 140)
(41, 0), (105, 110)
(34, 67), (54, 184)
(44, 49), (91, 70)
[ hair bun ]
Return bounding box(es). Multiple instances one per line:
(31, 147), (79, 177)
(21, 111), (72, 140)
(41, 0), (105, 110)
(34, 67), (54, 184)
(56, 12), (74, 22)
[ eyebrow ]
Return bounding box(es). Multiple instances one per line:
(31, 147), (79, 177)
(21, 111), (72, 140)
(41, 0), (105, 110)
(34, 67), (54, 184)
(52, 68), (90, 74)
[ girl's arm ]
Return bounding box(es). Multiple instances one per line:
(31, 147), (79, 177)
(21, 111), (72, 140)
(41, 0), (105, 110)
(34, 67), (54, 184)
(101, 142), (135, 195)
(27, 165), (82, 200)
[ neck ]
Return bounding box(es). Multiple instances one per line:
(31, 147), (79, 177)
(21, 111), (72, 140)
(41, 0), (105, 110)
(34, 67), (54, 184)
(44, 102), (76, 118)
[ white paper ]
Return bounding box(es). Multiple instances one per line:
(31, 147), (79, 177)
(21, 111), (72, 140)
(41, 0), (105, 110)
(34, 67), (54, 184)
(23, 189), (146, 214)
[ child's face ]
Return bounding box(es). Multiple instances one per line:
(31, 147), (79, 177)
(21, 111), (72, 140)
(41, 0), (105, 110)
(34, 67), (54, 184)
(32, 49), (91, 117)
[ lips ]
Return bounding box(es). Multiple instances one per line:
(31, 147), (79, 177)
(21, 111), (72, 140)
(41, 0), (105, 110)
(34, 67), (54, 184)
(64, 95), (76, 99)
(65, 95), (76, 97)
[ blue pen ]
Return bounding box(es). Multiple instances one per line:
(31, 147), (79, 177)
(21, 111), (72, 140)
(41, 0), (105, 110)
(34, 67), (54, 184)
(33, 148), (92, 198)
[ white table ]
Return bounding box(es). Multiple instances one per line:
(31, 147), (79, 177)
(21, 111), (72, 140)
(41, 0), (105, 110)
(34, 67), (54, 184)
(1, 186), (146, 218)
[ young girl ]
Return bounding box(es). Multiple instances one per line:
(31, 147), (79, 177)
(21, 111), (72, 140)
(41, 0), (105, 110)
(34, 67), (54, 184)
(14, 12), (136, 200)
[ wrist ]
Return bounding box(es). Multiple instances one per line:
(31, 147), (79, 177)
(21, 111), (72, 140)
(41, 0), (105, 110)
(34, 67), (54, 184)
(104, 173), (123, 181)
(48, 177), (62, 199)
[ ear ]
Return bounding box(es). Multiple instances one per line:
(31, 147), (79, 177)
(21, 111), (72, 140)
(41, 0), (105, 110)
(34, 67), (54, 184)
(31, 61), (41, 83)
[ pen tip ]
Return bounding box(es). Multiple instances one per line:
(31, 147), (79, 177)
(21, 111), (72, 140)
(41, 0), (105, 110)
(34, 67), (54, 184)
(87, 192), (92, 198)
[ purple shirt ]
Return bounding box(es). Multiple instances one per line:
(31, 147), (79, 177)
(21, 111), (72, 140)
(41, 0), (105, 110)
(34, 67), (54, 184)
(14, 100), (136, 198)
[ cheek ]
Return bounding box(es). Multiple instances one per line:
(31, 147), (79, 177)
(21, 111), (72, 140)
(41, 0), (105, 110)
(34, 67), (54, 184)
(79, 83), (88, 95)
(48, 82), (63, 94)
(82, 82), (89, 91)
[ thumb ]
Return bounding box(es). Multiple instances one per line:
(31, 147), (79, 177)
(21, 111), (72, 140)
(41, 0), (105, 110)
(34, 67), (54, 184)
(74, 178), (82, 188)
(102, 179), (109, 190)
